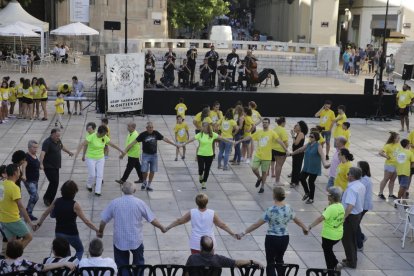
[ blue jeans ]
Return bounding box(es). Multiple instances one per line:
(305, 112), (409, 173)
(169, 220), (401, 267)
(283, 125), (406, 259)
(327, 177), (335, 190)
(233, 133), (242, 163)
(218, 141), (232, 168)
(356, 210), (368, 249)
(23, 181), (39, 214)
(115, 244), (144, 276)
(141, 153), (158, 173)
(55, 232), (84, 260)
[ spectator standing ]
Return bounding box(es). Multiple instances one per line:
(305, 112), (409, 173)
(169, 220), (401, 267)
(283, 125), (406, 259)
(98, 182), (166, 272)
(116, 122), (144, 184)
(341, 167), (366, 269)
(79, 239), (117, 275)
(40, 128), (74, 206)
(356, 161), (373, 251)
(308, 187), (345, 271)
(122, 122), (177, 191)
(396, 84), (414, 133)
(72, 76), (85, 115)
(36, 181), (100, 260)
(205, 45), (219, 88)
(22, 140), (40, 221)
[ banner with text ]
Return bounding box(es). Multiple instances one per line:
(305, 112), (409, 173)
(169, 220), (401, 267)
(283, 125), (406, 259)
(70, 0), (89, 23)
(106, 54), (144, 113)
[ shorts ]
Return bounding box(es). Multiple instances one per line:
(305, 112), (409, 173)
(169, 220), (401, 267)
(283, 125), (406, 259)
(251, 156), (271, 172)
(1, 219), (30, 239)
(321, 131), (332, 145)
(384, 164), (396, 173)
(141, 153), (158, 173)
(398, 175), (411, 189)
(271, 150), (286, 161)
(242, 140), (251, 145)
(22, 97), (33, 104)
(40, 98), (48, 102)
(399, 106), (409, 116)
(176, 141), (186, 146)
(327, 176), (335, 189)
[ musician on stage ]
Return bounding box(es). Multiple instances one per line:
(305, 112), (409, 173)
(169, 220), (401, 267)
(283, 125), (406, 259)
(226, 48), (240, 83)
(178, 59), (191, 88)
(205, 45), (219, 88)
(186, 46), (197, 84)
(237, 60), (247, 90)
(144, 58), (156, 88)
(164, 47), (177, 62)
(199, 58), (211, 87)
(145, 50), (156, 66)
(244, 50), (258, 88)
(162, 56), (176, 88)
(217, 59), (231, 90)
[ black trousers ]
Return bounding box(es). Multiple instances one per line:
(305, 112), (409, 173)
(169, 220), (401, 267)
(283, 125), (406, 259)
(264, 235), (289, 276)
(145, 72), (155, 85)
(356, 210), (368, 249)
(188, 62), (196, 83)
(300, 171), (317, 200)
(197, 155), (214, 182)
(342, 213), (362, 268)
(43, 168), (60, 204)
(322, 237), (340, 270)
(291, 153), (304, 184)
(228, 66), (236, 83)
(121, 157), (143, 182)
(209, 67), (217, 87)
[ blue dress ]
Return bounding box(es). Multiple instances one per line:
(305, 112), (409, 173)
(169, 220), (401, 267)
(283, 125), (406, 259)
(302, 142), (321, 175)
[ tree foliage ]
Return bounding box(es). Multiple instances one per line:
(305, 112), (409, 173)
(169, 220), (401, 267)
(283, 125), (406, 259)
(168, 0), (230, 32)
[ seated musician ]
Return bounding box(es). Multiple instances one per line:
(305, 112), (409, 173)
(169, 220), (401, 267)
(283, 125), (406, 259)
(144, 58), (156, 88)
(217, 59), (231, 90)
(178, 59), (191, 88)
(57, 83), (72, 114)
(145, 50), (156, 66)
(237, 60), (247, 90)
(199, 59), (211, 87)
(162, 56), (176, 88)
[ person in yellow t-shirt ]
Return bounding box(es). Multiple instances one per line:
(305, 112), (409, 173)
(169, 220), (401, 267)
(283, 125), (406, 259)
(54, 92), (65, 129)
(396, 84), (414, 132)
(8, 81), (17, 117)
(0, 164), (35, 248)
(193, 106), (212, 133)
(335, 122), (351, 148)
(175, 97), (187, 118)
(58, 83), (73, 114)
(334, 148), (354, 191)
(38, 78), (48, 121)
(32, 77), (42, 119)
(378, 132), (400, 199)
(21, 79), (34, 120)
(101, 117), (111, 158)
(218, 109), (238, 170)
(271, 117), (289, 185)
(315, 100), (336, 160)
(248, 101), (262, 161)
(174, 115), (189, 161)
(241, 107), (254, 164)
(0, 80), (9, 122)
(209, 101), (223, 132)
(237, 118), (288, 193)
(408, 129), (414, 154)
(396, 139), (414, 199)
(16, 77), (25, 118)
(333, 105), (347, 139)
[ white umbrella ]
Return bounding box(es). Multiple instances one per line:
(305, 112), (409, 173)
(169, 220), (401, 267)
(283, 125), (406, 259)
(51, 22), (99, 36)
(0, 23), (40, 52)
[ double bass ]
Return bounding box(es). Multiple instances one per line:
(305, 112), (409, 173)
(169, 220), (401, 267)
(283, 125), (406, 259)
(245, 54), (259, 83)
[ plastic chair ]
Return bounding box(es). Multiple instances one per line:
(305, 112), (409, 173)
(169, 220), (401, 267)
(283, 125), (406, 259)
(267, 263), (299, 276)
(230, 264), (264, 276)
(185, 266), (222, 276)
(402, 207), (414, 248)
(42, 267), (76, 275)
(3, 271), (40, 276)
(78, 266), (115, 276)
(393, 199), (414, 233)
(118, 264), (153, 276)
(152, 265), (185, 276)
(305, 268), (340, 276)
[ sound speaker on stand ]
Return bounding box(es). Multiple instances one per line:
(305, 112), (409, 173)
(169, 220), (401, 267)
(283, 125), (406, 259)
(364, 78), (374, 96)
(90, 56), (100, 72)
(402, 64), (413, 81)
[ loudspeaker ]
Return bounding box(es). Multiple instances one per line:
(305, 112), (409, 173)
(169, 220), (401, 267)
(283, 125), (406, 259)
(364, 78), (374, 96)
(98, 87), (106, 113)
(90, 56), (100, 72)
(402, 64), (414, 80)
(104, 21), (121, 31)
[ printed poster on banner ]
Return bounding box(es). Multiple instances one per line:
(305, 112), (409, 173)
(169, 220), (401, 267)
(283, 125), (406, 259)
(106, 54), (144, 113)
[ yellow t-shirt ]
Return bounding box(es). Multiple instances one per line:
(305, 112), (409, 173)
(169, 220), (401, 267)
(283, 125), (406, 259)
(397, 90), (414, 108)
(335, 128), (351, 148)
(16, 83), (23, 98)
(32, 85), (41, 99)
(243, 116), (254, 137)
(251, 109), (261, 124)
(395, 148), (414, 176)
(22, 87), (33, 99)
(104, 126), (111, 138)
(39, 84), (48, 99)
(252, 129), (280, 160)
(194, 112), (213, 129)
(0, 180), (22, 223)
(55, 98), (64, 114)
(334, 161), (352, 191)
(210, 110), (223, 125)
(220, 119), (237, 138)
(175, 103), (187, 118)
(58, 83), (72, 95)
(333, 113), (347, 138)
(319, 109), (336, 131)
(0, 88), (9, 101)
(8, 87), (17, 102)
(273, 125), (289, 153)
(382, 143), (401, 166)
(174, 122), (189, 143)
(408, 131), (414, 153)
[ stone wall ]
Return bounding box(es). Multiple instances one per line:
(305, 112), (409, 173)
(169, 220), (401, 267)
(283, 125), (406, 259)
(394, 41), (414, 75)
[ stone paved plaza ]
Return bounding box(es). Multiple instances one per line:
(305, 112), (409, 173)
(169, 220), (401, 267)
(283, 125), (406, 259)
(1, 103), (414, 275)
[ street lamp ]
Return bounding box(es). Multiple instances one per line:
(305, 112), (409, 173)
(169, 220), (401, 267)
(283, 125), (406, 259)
(125, 0), (128, 53)
(378, 0), (389, 90)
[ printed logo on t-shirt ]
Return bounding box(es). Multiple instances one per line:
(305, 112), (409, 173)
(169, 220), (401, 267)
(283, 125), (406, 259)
(397, 152), (407, 164)
(178, 107), (184, 114)
(178, 129), (186, 137)
(0, 181), (4, 200)
(211, 115), (218, 123)
(259, 136), (269, 147)
(400, 95), (406, 102)
(321, 116), (328, 124)
(222, 121), (230, 130)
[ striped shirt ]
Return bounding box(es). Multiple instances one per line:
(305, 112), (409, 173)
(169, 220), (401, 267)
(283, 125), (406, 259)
(43, 256), (79, 276)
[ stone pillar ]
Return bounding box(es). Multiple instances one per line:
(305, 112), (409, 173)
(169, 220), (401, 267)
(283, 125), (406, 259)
(317, 46), (340, 71)
(310, 0), (339, 46)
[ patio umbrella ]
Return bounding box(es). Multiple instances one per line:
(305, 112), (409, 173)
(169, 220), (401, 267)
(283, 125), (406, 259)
(0, 23), (40, 53)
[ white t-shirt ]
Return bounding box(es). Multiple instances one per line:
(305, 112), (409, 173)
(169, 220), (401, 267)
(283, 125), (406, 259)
(79, 257), (117, 276)
(190, 208), (215, 250)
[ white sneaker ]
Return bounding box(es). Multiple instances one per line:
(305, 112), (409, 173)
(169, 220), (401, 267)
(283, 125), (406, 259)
(240, 157), (245, 162)
(245, 158), (250, 164)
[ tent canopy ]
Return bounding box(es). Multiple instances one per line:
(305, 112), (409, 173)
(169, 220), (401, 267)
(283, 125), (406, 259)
(51, 22), (99, 36)
(0, 23), (40, 37)
(0, 0), (49, 32)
